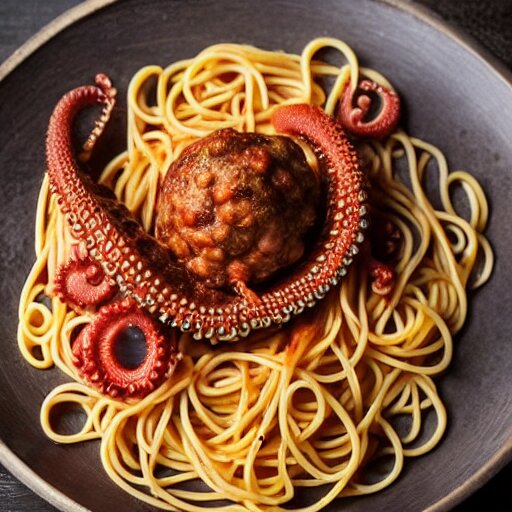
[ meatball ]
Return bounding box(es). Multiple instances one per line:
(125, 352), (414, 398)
(155, 128), (320, 292)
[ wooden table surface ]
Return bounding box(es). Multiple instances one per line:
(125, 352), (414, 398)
(0, 0), (510, 510)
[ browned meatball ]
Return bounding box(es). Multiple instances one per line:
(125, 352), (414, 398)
(155, 128), (320, 291)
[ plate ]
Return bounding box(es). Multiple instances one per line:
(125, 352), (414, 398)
(0, 1), (511, 511)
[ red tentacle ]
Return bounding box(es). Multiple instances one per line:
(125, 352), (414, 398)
(369, 260), (395, 296)
(54, 257), (116, 310)
(72, 298), (178, 399)
(46, 74), (116, 199)
(272, 103), (365, 269)
(338, 79), (401, 139)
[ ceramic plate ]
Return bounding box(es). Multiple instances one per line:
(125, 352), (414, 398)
(0, 1), (511, 510)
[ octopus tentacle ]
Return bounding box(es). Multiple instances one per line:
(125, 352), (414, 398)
(53, 256), (116, 310)
(72, 298), (178, 398)
(366, 218), (400, 297)
(338, 79), (400, 139)
(47, 74), (115, 195)
(79, 74), (117, 162)
(46, 75), (195, 312)
(47, 77), (365, 342)
(270, 103), (367, 281)
(369, 260), (395, 296)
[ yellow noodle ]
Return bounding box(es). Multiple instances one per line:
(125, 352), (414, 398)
(17, 39), (493, 511)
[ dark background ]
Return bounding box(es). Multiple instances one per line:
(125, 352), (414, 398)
(0, 0), (510, 510)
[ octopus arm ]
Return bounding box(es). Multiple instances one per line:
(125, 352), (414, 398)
(46, 75), (193, 318)
(338, 79), (401, 139)
(53, 256), (116, 310)
(271, 104), (365, 267)
(72, 298), (178, 399)
(46, 77), (366, 343)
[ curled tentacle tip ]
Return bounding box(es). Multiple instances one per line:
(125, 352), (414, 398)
(95, 73), (117, 98)
(338, 79), (401, 139)
(54, 257), (116, 310)
(369, 260), (395, 296)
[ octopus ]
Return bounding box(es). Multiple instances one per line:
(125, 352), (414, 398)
(46, 73), (400, 399)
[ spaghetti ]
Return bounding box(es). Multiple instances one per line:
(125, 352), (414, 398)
(18, 37), (493, 511)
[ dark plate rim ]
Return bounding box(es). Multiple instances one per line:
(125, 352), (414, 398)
(0, 1), (511, 511)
